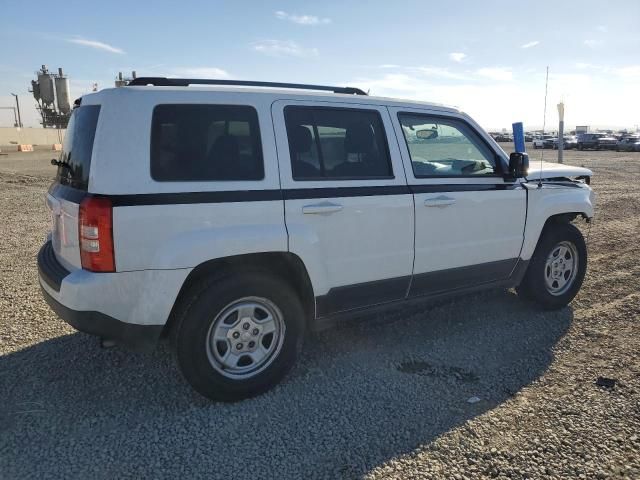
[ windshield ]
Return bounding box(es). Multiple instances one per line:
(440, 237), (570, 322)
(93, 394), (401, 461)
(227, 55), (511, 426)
(56, 105), (101, 190)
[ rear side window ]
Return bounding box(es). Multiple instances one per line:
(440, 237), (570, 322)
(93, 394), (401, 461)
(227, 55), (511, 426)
(284, 106), (392, 180)
(151, 104), (264, 181)
(57, 105), (100, 190)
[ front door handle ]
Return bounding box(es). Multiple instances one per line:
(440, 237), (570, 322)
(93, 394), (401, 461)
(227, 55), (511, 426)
(302, 202), (343, 215)
(424, 196), (456, 208)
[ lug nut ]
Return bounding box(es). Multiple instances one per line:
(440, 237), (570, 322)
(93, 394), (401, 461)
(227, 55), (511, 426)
(232, 331), (240, 339)
(252, 328), (259, 335)
(243, 323), (250, 330)
(248, 341), (256, 348)
(236, 343), (243, 350)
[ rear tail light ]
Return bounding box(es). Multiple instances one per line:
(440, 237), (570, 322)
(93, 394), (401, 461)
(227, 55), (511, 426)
(79, 196), (115, 272)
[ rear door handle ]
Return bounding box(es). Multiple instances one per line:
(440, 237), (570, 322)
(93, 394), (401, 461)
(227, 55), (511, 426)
(424, 196), (456, 208)
(302, 202), (343, 215)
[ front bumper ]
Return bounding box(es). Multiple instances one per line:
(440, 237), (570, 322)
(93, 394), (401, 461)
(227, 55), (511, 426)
(37, 241), (191, 351)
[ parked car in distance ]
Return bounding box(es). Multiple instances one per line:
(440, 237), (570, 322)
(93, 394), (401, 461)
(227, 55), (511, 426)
(616, 136), (640, 152)
(543, 137), (556, 149)
(552, 136), (577, 150)
(577, 133), (618, 150)
(492, 133), (513, 142)
(38, 77), (595, 402)
(532, 135), (554, 149)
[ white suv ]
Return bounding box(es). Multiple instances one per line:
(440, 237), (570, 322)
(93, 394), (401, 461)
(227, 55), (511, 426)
(38, 78), (595, 401)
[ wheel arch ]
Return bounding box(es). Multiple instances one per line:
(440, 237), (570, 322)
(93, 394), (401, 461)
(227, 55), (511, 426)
(522, 210), (591, 261)
(162, 252), (315, 338)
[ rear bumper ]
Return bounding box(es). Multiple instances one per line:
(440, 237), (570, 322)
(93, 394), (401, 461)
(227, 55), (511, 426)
(40, 285), (162, 351)
(37, 241), (191, 351)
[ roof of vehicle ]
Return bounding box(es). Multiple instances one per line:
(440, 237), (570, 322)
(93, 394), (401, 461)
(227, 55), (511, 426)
(80, 83), (462, 114)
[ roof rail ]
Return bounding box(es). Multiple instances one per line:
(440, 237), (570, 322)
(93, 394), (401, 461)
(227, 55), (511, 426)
(127, 77), (368, 95)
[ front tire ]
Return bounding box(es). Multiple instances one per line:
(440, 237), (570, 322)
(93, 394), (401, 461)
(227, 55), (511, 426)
(517, 222), (587, 310)
(175, 272), (305, 401)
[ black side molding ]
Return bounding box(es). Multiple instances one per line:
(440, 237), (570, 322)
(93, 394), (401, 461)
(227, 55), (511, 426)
(409, 258), (518, 298)
(49, 183), (521, 207)
(316, 275), (411, 317)
(315, 258), (529, 318)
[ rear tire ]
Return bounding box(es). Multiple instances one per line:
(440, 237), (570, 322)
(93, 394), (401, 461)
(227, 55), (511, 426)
(174, 272), (306, 402)
(517, 222), (587, 310)
(578, 143), (583, 151)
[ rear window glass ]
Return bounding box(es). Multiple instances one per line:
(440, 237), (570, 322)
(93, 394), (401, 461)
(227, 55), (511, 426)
(151, 104), (264, 181)
(284, 106), (392, 180)
(56, 105), (100, 190)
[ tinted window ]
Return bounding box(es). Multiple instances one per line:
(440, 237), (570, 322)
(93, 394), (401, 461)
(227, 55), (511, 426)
(151, 105), (264, 181)
(284, 106), (392, 180)
(398, 114), (497, 177)
(56, 105), (100, 190)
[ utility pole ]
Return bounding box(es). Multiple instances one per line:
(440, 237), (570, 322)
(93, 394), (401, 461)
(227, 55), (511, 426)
(557, 101), (564, 164)
(10, 93), (22, 128)
(0, 107), (18, 127)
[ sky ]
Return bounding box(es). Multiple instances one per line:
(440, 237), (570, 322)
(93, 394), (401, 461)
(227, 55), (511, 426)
(1, 0), (639, 131)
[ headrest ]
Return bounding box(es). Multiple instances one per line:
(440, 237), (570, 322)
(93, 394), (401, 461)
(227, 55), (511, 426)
(289, 125), (313, 153)
(344, 122), (375, 154)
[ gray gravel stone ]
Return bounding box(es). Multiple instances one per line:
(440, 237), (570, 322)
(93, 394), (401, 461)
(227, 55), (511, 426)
(1, 150), (639, 479)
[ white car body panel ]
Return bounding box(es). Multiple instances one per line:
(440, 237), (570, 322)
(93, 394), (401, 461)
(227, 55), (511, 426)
(520, 183), (595, 260)
(41, 85), (596, 334)
(84, 90), (288, 272)
(39, 266), (190, 326)
(526, 161), (593, 180)
(271, 100), (414, 298)
(113, 202), (287, 271)
(387, 106), (527, 279)
(46, 193), (82, 270)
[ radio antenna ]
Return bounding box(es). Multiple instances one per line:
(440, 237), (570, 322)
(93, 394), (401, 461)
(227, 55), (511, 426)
(539, 66), (549, 188)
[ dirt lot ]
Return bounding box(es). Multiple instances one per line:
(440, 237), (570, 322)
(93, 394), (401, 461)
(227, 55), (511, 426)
(1, 147), (639, 479)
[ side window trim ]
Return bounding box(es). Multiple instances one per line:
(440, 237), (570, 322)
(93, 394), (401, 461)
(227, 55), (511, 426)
(396, 111), (504, 179)
(284, 105), (395, 182)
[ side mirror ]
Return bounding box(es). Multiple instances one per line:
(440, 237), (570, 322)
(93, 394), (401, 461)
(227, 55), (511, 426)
(508, 152), (529, 179)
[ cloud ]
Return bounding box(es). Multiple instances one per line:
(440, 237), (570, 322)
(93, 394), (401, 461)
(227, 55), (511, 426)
(67, 36), (124, 54)
(584, 39), (603, 48)
(449, 52), (466, 62)
(275, 11), (331, 25)
(521, 40), (540, 49)
(417, 66), (468, 80)
(614, 65), (640, 79)
(377, 64), (467, 80)
(169, 67), (230, 78)
(476, 67), (513, 81)
(252, 40), (318, 57)
(596, 25), (608, 32)
(575, 62), (601, 69)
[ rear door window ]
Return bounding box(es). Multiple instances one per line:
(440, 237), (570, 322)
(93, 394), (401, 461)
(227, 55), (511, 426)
(151, 104), (264, 181)
(56, 105), (101, 190)
(284, 106), (393, 180)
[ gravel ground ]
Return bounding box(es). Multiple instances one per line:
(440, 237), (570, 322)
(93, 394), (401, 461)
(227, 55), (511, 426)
(1, 148), (639, 479)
